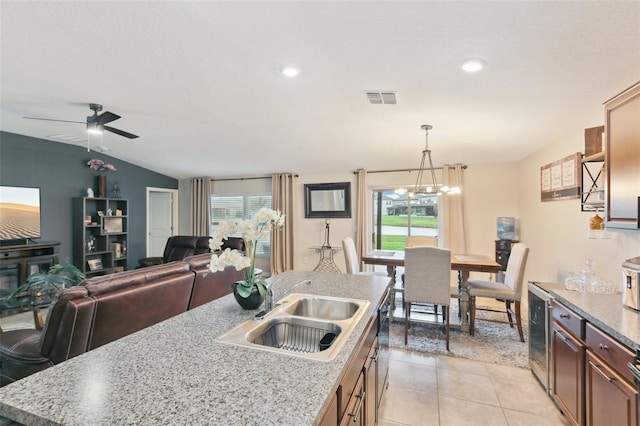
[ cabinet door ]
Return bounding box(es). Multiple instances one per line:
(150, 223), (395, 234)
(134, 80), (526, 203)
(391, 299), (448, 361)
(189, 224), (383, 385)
(364, 337), (378, 425)
(340, 373), (365, 426)
(586, 351), (638, 426)
(552, 322), (585, 426)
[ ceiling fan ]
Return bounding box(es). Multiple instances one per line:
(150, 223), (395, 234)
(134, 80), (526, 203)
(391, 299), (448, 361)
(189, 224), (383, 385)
(23, 103), (139, 139)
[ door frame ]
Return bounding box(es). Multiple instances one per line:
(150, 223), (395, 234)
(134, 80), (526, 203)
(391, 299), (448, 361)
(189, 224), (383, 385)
(146, 187), (179, 256)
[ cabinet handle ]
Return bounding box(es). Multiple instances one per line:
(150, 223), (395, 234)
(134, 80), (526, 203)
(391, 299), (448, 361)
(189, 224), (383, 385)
(559, 314), (570, 319)
(555, 330), (579, 352)
(371, 347), (379, 362)
(347, 391), (365, 422)
(592, 363), (614, 383)
(598, 343), (609, 351)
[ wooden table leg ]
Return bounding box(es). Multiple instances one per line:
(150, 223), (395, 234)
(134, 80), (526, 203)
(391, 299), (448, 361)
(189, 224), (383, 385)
(458, 270), (471, 332)
(387, 265), (397, 311)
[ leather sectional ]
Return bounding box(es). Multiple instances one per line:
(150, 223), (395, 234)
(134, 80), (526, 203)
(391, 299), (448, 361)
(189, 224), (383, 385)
(0, 253), (244, 387)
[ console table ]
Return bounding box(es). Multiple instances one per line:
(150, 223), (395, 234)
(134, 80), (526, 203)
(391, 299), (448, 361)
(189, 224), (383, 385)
(311, 246), (342, 273)
(0, 241), (60, 330)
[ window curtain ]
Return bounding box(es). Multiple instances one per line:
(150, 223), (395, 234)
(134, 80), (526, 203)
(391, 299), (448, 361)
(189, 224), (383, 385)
(271, 173), (296, 275)
(440, 164), (466, 253)
(355, 169), (368, 270)
(190, 177), (212, 236)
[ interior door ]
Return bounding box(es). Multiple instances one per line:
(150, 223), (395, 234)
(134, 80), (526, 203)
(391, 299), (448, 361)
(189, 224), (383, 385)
(146, 188), (178, 256)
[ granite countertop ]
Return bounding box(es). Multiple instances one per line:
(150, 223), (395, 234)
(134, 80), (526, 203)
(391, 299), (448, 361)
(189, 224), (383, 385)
(0, 271), (390, 426)
(550, 289), (640, 350)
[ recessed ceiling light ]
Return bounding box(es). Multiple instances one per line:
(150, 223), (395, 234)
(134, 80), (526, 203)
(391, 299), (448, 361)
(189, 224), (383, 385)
(279, 66), (300, 77)
(461, 58), (487, 73)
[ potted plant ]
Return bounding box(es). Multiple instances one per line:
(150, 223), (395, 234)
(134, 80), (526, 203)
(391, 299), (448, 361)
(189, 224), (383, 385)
(1, 261), (85, 308)
(209, 208), (285, 309)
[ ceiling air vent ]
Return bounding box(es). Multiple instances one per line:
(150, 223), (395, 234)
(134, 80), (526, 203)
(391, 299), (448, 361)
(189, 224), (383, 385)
(365, 91), (397, 105)
(49, 134), (87, 143)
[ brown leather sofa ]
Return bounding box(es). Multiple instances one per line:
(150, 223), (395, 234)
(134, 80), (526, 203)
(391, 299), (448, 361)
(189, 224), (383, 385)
(136, 235), (211, 268)
(0, 258), (244, 387)
(186, 253), (242, 310)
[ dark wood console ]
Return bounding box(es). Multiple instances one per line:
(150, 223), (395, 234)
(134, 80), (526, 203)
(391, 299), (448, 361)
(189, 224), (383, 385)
(0, 241), (60, 301)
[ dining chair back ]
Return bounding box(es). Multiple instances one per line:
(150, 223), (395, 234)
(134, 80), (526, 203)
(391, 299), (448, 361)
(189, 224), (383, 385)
(405, 236), (438, 248)
(468, 242), (529, 342)
(342, 237), (361, 274)
(342, 237), (387, 277)
(403, 246), (452, 350)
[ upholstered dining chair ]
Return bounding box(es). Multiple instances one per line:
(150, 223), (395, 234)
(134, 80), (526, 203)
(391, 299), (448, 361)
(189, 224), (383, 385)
(341, 237), (387, 277)
(468, 242), (529, 342)
(405, 235), (438, 248)
(403, 246), (452, 350)
(399, 235), (439, 308)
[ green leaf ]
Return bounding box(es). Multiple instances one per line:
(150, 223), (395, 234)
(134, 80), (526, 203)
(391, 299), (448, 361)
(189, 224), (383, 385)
(235, 282), (253, 298)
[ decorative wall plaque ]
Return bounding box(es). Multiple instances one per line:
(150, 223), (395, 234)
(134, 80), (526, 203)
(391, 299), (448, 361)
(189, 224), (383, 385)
(540, 152), (581, 201)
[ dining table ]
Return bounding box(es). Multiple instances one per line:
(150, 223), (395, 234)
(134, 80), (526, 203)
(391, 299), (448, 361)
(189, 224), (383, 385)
(361, 249), (501, 333)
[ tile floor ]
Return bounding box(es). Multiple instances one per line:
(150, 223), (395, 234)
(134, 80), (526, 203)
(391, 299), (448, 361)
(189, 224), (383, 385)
(378, 347), (568, 426)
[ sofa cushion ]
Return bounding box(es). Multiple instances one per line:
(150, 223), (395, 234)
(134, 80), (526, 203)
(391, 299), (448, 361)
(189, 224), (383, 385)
(83, 262), (195, 350)
(185, 253), (244, 309)
(39, 286), (95, 364)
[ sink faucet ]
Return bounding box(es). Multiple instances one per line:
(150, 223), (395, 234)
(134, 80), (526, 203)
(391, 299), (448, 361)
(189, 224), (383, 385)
(258, 279), (312, 318)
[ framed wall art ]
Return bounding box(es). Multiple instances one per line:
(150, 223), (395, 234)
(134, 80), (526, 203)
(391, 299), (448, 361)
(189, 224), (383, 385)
(540, 152), (581, 202)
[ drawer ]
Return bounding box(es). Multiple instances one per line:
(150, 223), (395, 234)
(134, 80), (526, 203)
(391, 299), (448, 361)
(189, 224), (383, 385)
(585, 322), (635, 384)
(551, 300), (585, 340)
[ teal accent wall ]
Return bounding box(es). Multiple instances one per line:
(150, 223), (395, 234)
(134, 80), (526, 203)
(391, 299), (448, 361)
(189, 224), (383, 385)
(0, 131), (178, 270)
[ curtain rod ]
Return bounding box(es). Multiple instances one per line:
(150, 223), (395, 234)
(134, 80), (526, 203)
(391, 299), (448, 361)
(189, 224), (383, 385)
(353, 165), (467, 174)
(210, 174), (298, 182)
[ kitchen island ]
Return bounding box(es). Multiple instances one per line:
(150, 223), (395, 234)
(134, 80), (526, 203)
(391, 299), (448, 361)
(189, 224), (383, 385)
(0, 271), (390, 426)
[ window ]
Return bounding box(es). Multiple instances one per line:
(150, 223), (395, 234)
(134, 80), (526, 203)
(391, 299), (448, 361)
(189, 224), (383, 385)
(372, 190), (439, 251)
(211, 194), (272, 255)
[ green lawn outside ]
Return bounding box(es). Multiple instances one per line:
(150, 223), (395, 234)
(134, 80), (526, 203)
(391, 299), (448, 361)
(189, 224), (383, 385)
(380, 235), (408, 250)
(380, 215), (437, 228)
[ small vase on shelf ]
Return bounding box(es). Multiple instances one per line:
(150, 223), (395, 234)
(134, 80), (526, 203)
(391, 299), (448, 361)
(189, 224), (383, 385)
(97, 175), (107, 198)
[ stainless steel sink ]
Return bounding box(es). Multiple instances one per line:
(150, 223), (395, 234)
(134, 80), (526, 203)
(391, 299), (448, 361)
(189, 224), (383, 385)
(216, 293), (369, 361)
(283, 296), (360, 320)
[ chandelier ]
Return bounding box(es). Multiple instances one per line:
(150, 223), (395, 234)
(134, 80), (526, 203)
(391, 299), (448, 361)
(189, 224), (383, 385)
(407, 124), (460, 196)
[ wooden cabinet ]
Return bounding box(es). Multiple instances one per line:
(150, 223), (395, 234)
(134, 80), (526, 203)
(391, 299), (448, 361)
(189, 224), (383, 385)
(551, 300), (638, 426)
(322, 313), (377, 426)
(340, 372), (365, 426)
(585, 323), (638, 426)
(364, 337), (378, 425)
(0, 241), (59, 302)
(552, 321), (586, 426)
(604, 81), (640, 229)
(73, 197), (128, 276)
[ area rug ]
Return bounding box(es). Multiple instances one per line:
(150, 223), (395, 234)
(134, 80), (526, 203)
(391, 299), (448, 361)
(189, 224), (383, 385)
(388, 301), (530, 369)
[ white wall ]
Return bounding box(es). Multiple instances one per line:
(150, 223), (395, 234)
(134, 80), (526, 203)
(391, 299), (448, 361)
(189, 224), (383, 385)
(517, 128), (640, 288)
(179, 137), (639, 289)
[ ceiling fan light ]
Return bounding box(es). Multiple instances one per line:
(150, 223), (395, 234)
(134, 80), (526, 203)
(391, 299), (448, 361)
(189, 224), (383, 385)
(87, 123), (103, 135)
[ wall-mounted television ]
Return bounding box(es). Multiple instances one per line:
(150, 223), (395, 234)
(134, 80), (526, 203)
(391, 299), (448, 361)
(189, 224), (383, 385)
(0, 186), (42, 243)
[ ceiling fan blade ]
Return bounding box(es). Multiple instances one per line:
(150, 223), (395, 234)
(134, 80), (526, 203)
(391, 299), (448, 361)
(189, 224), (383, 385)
(103, 125), (139, 139)
(23, 117), (85, 124)
(95, 111), (121, 125)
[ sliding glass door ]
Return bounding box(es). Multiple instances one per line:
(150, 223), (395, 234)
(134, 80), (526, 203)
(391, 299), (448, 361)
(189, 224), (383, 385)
(371, 190), (438, 251)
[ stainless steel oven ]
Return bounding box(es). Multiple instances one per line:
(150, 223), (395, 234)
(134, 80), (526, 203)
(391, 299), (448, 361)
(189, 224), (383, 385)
(528, 281), (565, 395)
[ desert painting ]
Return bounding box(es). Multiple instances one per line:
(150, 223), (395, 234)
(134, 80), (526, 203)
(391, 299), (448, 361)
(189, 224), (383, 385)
(0, 187), (41, 240)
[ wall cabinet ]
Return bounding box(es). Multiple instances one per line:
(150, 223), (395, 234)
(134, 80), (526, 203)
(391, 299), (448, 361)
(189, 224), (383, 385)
(73, 197), (128, 276)
(604, 81), (640, 229)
